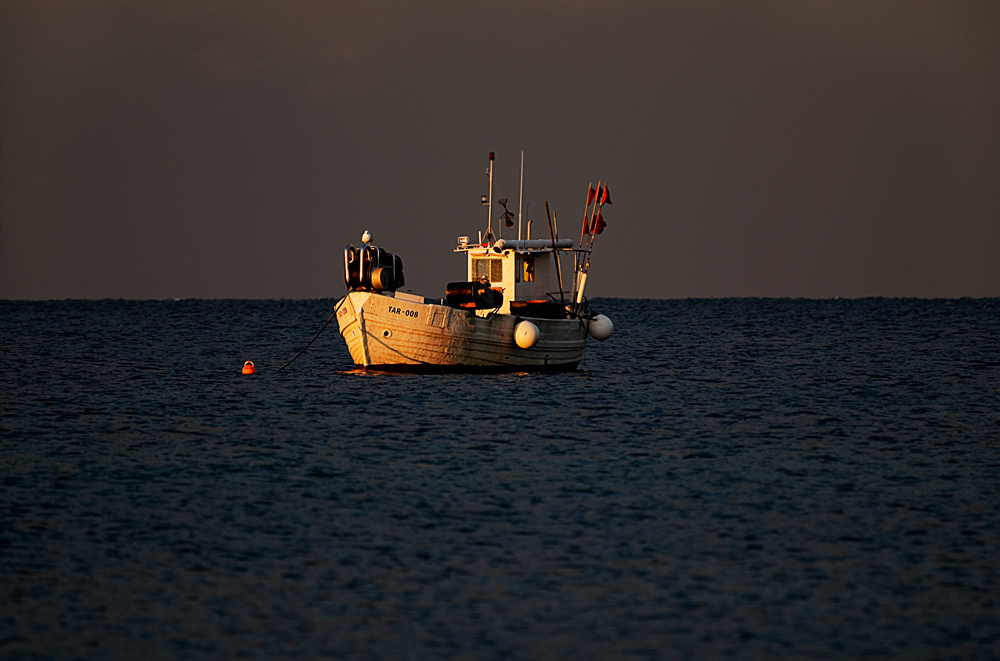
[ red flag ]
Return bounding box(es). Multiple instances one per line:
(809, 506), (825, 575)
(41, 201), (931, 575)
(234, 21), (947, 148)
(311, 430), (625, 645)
(592, 212), (606, 235)
(581, 217), (590, 234)
(600, 185), (612, 206)
(587, 186), (598, 205)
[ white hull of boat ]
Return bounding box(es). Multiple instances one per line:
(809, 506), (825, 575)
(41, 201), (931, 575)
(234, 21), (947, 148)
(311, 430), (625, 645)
(336, 291), (590, 371)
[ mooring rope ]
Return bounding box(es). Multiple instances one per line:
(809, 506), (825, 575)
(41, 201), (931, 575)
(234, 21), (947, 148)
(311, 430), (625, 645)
(274, 301), (342, 374)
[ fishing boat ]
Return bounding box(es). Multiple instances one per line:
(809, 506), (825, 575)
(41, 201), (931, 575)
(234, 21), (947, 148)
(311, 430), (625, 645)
(334, 153), (614, 371)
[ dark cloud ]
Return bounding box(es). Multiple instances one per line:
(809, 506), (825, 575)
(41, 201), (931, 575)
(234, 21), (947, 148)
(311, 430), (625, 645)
(2, 0), (998, 298)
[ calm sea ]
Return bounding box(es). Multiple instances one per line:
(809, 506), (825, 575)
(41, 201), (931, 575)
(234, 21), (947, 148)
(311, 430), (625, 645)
(2, 298), (998, 660)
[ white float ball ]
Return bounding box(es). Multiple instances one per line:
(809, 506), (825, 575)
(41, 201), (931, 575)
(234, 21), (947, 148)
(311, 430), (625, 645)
(514, 320), (539, 348)
(588, 314), (614, 341)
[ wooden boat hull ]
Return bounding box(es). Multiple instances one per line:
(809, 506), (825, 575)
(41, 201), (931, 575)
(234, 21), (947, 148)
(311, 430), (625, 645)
(335, 292), (589, 371)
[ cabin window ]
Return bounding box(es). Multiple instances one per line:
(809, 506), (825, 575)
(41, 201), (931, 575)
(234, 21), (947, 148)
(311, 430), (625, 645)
(473, 258), (503, 283)
(523, 257), (535, 282)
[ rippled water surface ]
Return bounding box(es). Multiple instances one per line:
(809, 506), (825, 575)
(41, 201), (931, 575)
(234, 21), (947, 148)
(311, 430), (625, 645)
(2, 298), (998, 659)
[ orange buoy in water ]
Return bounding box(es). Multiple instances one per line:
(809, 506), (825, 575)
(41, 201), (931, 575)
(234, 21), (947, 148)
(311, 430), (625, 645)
(242, 360), (255, 375)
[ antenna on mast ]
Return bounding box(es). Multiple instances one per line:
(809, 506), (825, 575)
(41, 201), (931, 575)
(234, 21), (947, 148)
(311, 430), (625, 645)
(518, 151), (524, 241)
(486, 152), (494, 243)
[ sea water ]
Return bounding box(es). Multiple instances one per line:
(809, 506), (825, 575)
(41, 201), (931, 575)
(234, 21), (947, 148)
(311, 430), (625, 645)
(1, 298), (998, 659)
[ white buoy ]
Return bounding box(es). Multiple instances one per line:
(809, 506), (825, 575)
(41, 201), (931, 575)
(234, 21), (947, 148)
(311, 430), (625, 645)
(588, 314), (614, 341)
(514, 320), (539, 348)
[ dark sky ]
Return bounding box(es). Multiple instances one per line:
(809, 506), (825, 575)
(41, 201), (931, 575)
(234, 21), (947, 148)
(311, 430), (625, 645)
(2, 0), (998, 299)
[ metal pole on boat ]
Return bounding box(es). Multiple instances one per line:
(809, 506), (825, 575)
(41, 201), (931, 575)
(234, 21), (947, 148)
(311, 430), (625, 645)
(574, 180), (600, 308)
(587, 180), (602, 250)
(554, 210), (579, 311)
(555, 210), (567, 306)
(570, 250), (578, 309)
(545, 201), (565, 305)
(487, 152), (494, 243)
(579, 181), (593, 249)
(518, 151), (524, 241)
(573, 184), (592, 307)
(587, 182), (608, 255)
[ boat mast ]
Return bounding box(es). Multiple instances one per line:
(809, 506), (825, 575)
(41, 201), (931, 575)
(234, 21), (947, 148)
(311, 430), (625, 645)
(487, 152), (494, 243)
(518, 151), (524, 241)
